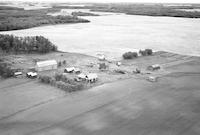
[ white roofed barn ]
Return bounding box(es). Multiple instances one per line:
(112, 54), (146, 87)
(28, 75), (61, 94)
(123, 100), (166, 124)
(36, 60), (57, 72)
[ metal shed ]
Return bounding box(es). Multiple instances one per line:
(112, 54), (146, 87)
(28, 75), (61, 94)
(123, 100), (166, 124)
(36, 60), (57, 72)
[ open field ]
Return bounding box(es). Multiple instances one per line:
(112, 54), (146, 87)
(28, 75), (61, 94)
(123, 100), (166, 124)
(0, 52), (200, 135)
(0, 51), (200, 135)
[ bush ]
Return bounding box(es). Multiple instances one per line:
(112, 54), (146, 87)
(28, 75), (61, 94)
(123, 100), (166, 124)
(58, 61), (62, 67)
(55, 73), (62, 81)
(63, 60), (66, 65)
(145, 49), (153, 55)
(55, 81), (84, 92)
(39, 73), (84, 93)
(123, 52), (138, 59)
(38, 75), (52, 84)
(0, 63), (14, 78)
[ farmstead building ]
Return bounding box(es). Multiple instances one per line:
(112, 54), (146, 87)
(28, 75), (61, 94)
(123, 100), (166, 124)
(36, 60), (57, 72)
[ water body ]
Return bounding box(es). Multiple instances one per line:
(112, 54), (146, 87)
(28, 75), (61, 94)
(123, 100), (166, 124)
(1, 11), (200, 59)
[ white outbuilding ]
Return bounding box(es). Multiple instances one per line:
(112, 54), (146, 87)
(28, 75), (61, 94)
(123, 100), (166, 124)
(26, 72), (37, 78)
(86, 73), (98, 83)
(97, 54), (105, 61)
(78, 73), (87, 79)
(36, 60), (57, 72)
(64, 67), (75, 73)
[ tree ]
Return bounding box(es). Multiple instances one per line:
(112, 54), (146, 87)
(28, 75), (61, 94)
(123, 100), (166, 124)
(123, 52), (138, 59)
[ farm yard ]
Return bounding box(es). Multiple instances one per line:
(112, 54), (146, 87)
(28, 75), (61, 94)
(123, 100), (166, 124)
(0, 50), (200, 135)
(0, 1), (200, 134)
(1, 51), (197, 87)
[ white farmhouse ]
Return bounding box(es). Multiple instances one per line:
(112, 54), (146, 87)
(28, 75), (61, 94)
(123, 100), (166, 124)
(36, 60), (57, 72)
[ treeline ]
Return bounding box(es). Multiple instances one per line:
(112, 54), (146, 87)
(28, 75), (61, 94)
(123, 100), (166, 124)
(90, 4), (200, 18)
(0, 34), (57, 53)
(0, 7), (90, 31)
(123, 49), (153, 59)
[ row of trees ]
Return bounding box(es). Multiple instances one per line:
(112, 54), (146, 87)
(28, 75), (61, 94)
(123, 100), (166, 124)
(0, 34), (57, 53)
(123, 49), (153, 59)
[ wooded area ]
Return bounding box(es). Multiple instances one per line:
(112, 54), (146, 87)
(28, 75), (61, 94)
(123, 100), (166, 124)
(0, 34), (57, 53)
(0, 6), (90, 31)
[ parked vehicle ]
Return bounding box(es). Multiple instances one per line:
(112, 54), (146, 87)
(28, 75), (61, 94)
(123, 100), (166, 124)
(14, 72), (23, 77)
(64, 67), (75, 73)
(133, 68), (141, 74)
(147, 76), (157, 82)
(147, 64), (161, 71)
(26, 72), (37, 79)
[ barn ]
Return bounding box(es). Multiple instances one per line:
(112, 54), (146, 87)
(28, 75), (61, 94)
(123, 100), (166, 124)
(36, 60), (57, 72)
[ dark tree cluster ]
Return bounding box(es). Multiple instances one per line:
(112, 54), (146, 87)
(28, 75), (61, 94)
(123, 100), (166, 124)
(123, 52), (138, 59)
(139, 49), (153, 56)
(0, 34), (57, 54)
(0, 62), (14, 78)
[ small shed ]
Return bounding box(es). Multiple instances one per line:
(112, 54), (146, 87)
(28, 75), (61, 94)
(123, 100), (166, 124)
(26, 72), (37, 78)
(147, 64), (161, 71)
(116, 62), (122, 66)
(86, 73), (98, 83)
(64, 67), (75, 73)
(74, 68), (81, 74)
(14, 72), (23, 77)
(97, 54), (105, 61)
(133, 68), (141, 74)
(36, 60), (57, 72)
(78, 73), (87, 79)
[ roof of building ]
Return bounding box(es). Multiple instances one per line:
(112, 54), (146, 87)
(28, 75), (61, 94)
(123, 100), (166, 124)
(65, 67), (75, 72)
(87, 73), (98, 79)
(78, 73), (86, 79)
(14, 72), (22, 76)
(36, 60), (57, 67)
(151, 64), (161, 68)
(27, 72), (37, 76)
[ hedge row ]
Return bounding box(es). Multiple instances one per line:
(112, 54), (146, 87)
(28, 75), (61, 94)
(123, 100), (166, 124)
(38, 74), (84, 92)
